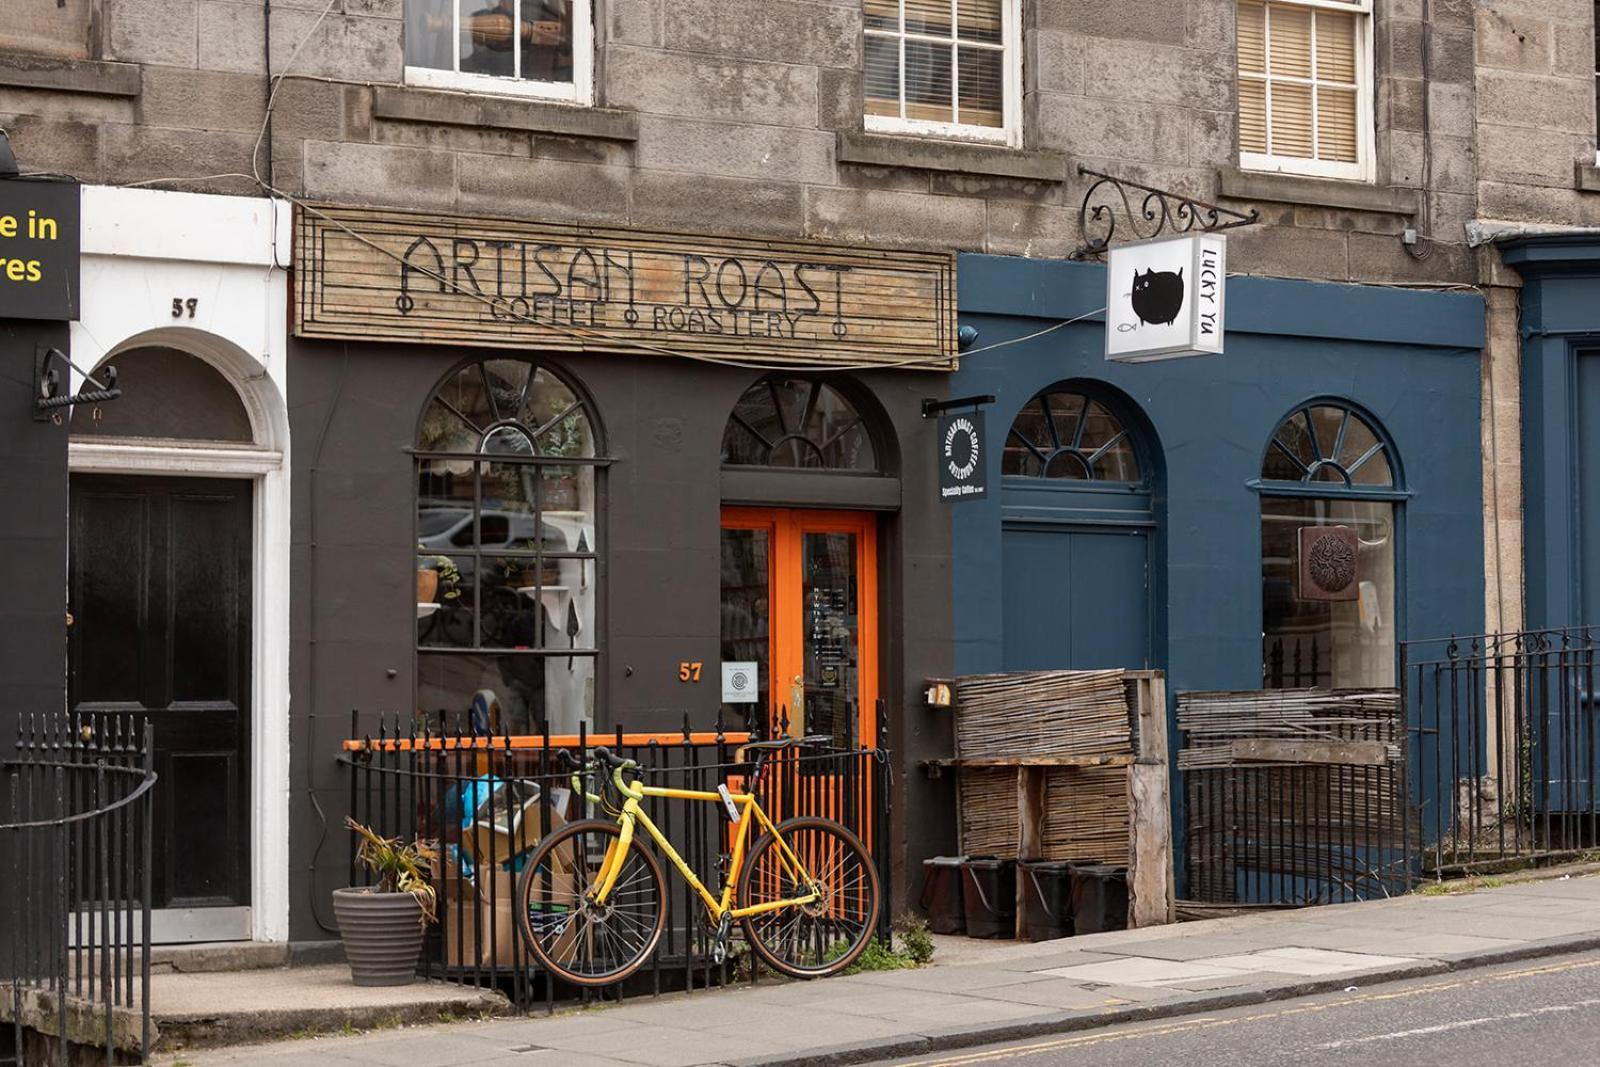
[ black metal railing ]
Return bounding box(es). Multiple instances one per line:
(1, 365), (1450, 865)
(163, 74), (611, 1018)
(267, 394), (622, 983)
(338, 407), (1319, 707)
(2, 714), (155, 1067)
(1403, 627), (1600, 875)
(1262, 636), (1332, 690)
(339, 707), (892, 1010)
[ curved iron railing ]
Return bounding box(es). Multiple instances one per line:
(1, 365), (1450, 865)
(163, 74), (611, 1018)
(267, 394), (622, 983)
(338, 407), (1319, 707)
(2, 715), (155, 1067)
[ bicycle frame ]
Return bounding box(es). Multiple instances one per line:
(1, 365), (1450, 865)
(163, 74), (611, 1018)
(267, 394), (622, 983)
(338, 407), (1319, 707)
(591, 779), (820, 922)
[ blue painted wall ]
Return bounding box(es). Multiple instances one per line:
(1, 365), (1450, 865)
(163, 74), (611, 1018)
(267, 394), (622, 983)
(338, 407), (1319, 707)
(1502, 236), (1600, 631)
(952, 251), (1485, 719)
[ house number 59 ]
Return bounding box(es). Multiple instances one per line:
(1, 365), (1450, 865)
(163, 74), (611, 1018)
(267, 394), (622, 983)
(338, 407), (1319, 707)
(172, 297), (198, 318)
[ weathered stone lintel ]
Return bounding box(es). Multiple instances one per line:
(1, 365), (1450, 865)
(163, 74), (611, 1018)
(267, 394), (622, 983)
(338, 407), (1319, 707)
(1217, 166), (1421, 217)
(0, 53), (141, 98)
(837, 130), (1067, 182)
(369, 84), (638, 143)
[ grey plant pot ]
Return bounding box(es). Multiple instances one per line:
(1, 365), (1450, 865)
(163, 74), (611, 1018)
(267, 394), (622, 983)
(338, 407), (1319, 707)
(332, 886), (426, 987)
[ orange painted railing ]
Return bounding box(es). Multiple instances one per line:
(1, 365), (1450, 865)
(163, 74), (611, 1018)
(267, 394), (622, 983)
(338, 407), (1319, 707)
(341, 731), (752, 753)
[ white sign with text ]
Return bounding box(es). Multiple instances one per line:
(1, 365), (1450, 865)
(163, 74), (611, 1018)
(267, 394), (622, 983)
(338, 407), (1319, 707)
(721, 661), (759, 703)
(1105, 234), (1226, 363)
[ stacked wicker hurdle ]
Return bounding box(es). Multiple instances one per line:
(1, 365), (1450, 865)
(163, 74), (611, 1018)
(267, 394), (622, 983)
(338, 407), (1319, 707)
(932, 669), (1175, 935)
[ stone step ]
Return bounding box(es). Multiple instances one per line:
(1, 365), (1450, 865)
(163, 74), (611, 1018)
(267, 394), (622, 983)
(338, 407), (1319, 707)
(148, 964), (509, 1051)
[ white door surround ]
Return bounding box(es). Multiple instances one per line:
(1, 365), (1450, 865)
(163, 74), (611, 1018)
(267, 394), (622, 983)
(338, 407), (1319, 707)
(68, 187), (292, 944)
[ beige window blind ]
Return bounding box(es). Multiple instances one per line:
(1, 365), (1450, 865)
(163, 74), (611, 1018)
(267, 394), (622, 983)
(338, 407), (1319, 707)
(1237, 0), (1365, 173)
(864, 0), (1014, 139)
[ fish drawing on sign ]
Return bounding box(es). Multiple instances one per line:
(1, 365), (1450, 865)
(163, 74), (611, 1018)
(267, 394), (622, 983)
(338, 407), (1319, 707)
(1130, 267), (1184, 327)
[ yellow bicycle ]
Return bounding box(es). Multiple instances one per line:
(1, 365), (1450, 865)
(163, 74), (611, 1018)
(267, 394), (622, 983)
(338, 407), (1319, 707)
(515, 738), (881, 985)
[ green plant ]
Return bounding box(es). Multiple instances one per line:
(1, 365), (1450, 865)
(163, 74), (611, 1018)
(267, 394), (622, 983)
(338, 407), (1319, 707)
(826, 918), (936, 975)
(418, 548), (462, 600)
(346, 817), (438, 924)
(896, 915), (935, 966)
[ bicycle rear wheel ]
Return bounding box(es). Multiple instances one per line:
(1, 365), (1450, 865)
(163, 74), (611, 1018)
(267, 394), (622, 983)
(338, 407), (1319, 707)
(737, 816), (880, 979)
(517, 818), (667, 987)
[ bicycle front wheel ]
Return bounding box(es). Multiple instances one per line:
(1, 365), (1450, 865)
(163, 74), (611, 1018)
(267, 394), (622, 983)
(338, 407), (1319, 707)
(737, 816), (881, 979)
(517, 818), (666, 987)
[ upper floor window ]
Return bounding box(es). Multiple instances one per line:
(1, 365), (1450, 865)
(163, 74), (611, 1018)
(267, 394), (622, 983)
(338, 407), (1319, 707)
(1237, 0), (1371, 181)
(864, 0), (1022, 146)
(404, 0), (593, 105)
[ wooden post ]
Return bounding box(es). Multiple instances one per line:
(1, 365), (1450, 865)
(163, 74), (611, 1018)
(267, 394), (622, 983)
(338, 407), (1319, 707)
(1016, 766), (1046, 939)
(1127, 672), (1175, 927)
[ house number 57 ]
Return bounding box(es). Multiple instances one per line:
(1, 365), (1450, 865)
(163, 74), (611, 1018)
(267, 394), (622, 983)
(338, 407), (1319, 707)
(172, 297), (198, 318)
(678, 661), (703, 682)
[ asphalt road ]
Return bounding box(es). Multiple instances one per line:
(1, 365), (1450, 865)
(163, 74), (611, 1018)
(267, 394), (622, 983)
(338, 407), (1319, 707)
(877, 950), (1600, 1067)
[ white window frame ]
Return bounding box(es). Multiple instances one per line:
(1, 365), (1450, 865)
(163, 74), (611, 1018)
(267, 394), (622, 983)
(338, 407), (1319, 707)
(863, 0), (1023, 148)
(1238, 0), (1374, 183)
(404, 0), (594, 107)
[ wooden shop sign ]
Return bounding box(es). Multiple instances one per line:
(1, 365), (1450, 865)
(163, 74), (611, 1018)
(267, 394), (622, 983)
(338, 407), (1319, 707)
(293, 204), (958, 371)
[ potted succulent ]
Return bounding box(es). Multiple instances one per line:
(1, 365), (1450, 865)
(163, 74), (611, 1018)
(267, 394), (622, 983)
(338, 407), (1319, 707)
(333, 818), (438, 987)
(417, 549), (462, 604)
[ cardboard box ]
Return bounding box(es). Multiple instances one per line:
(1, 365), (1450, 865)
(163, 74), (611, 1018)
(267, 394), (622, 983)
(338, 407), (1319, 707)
(439, 863), (517, 969)
(435, 822), (582, 970)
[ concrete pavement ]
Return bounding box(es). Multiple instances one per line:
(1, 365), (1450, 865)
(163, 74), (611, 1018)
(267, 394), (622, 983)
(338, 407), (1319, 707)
(161, 872), (1600, 1067)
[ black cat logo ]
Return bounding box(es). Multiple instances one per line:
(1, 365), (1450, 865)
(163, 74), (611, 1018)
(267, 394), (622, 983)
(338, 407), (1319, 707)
(1131, 267), (1184, 327)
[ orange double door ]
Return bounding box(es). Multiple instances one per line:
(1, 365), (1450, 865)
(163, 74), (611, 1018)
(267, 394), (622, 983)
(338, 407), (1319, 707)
(719, 508), (879, 751)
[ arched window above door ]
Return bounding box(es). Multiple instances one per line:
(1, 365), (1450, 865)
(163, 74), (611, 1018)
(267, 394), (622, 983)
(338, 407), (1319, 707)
(72, 346), (254, 443)
(1260, 402), (1395, 489)
(1002, 386), (1142, 482)
(721, 377), (878, 472)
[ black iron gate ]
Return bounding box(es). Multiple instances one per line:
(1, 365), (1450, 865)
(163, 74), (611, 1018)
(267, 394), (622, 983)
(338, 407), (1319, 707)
(1403, 627), (1600, 875)
(2, 714), (155, 1066)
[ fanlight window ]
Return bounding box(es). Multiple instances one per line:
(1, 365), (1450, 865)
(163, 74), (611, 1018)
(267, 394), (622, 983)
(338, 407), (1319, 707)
(418, 359), (596, 457)
(415, 358), (600, 737)
(721, 377), (877, 471)
(1002, 388), (1141, 482)
(1261, 403), (1393, 487)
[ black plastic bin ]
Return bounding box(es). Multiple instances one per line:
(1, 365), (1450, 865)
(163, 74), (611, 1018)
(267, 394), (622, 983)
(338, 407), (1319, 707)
(1070, 864), (1129, 934)
(1020, 858), (1102, 941)
(1018, 859), (1072, 941)
(961, 856), (1017, 939)
(919, 856), (967, 935)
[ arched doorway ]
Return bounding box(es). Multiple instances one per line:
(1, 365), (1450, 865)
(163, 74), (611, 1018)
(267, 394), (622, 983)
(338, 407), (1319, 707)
(998, 382), (1162, 671)
(718, 376), (888, 749)
(68, 332), (289, 943)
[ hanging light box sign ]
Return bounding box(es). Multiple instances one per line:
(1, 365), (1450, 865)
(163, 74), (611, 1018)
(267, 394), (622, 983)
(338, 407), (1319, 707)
(1105, 234), (1226, 363)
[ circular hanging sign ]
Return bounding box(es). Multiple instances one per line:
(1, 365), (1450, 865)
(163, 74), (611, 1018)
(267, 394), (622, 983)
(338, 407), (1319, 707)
(938, 410), (987, 501)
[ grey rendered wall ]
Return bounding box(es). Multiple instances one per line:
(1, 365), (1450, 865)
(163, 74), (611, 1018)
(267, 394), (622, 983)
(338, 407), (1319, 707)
(287, 340), (953, 939)
(0, 320), (70, 967)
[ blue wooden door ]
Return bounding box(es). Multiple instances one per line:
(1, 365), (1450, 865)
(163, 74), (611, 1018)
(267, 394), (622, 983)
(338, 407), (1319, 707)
(1001, 525), (1151, 671)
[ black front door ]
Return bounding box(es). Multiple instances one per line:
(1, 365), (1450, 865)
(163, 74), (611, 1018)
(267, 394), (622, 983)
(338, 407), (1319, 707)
(68, 474), (251, 912)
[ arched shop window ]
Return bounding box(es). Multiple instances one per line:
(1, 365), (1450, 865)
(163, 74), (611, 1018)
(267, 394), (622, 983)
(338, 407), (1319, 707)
(1002, 387), (1142, 482)
(415, 358), (602, 735)
(720, 377), (878, 471)
(1257, 401), (1401, 690)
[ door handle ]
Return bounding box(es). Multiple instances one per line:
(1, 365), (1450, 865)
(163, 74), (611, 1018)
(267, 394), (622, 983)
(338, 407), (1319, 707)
(790, 674), (804, 734)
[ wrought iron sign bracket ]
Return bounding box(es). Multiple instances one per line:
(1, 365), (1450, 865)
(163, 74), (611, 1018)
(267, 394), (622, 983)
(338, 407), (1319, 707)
(34, 345), (120, 423)
(1073, 165), (1259, 260)
(921, 394), (995, 419)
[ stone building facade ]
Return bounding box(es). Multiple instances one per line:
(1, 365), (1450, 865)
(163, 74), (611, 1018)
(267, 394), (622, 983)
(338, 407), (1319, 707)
(1, 0), (1491, 281)
(2, 1), (1595, 943)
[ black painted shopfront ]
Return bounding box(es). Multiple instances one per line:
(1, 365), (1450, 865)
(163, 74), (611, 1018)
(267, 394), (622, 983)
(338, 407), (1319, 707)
(285, 207), (958, 940)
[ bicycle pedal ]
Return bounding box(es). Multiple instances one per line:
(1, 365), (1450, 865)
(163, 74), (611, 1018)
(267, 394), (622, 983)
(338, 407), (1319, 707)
(712, 913), (733, 965)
